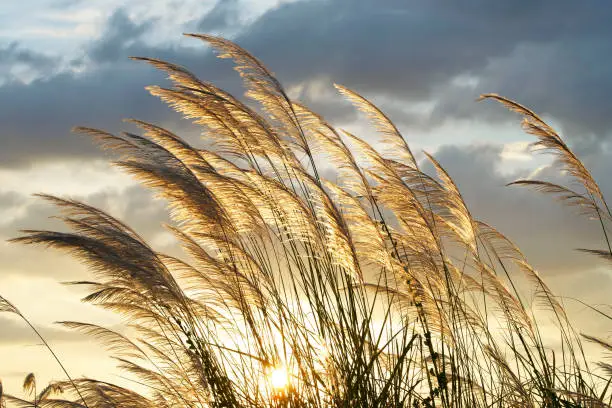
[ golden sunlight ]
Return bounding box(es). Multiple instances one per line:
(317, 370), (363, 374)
(269, 366), (290, 391)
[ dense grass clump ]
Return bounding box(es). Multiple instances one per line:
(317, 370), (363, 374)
(1, 35), (611, 407)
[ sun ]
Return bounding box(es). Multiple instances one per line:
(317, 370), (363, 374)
(269, 366), (290, 391)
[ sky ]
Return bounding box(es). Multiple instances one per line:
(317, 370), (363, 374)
(1, 0), (612, 395)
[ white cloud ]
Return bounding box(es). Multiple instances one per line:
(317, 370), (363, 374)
(0, 160), (134, 197)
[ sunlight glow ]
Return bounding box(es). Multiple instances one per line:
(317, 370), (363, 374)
(269, 366), (289, 391)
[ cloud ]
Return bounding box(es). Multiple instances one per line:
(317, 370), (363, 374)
(0, 42), (60, 80)
(2, 0), (612, 279)
(0, 315), (76, 345)
(0, 43), (58, 70)
(423, 142), (612, 276)
(432, 40), (612, 139)
(0, 66), (165, 167)
(50, 0), (85, 7)
(4, 0), (612, 168)
(222, 0), (612, 137)
(88, 8), (154, 64)
(0, 6), (237, 169)
(0, 183), (171, 279)
(196, 0), (239, 33)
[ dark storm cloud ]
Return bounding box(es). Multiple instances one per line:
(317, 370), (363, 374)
(2, 0), (612, 168)
(222, 0), (612, 137)
(431, 40), (612, 138)
(0, 66), (167, 167)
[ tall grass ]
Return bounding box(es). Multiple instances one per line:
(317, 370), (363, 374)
(1, 34), (611, 407)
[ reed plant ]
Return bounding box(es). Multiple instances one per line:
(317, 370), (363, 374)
(1, 34), (611, 407)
